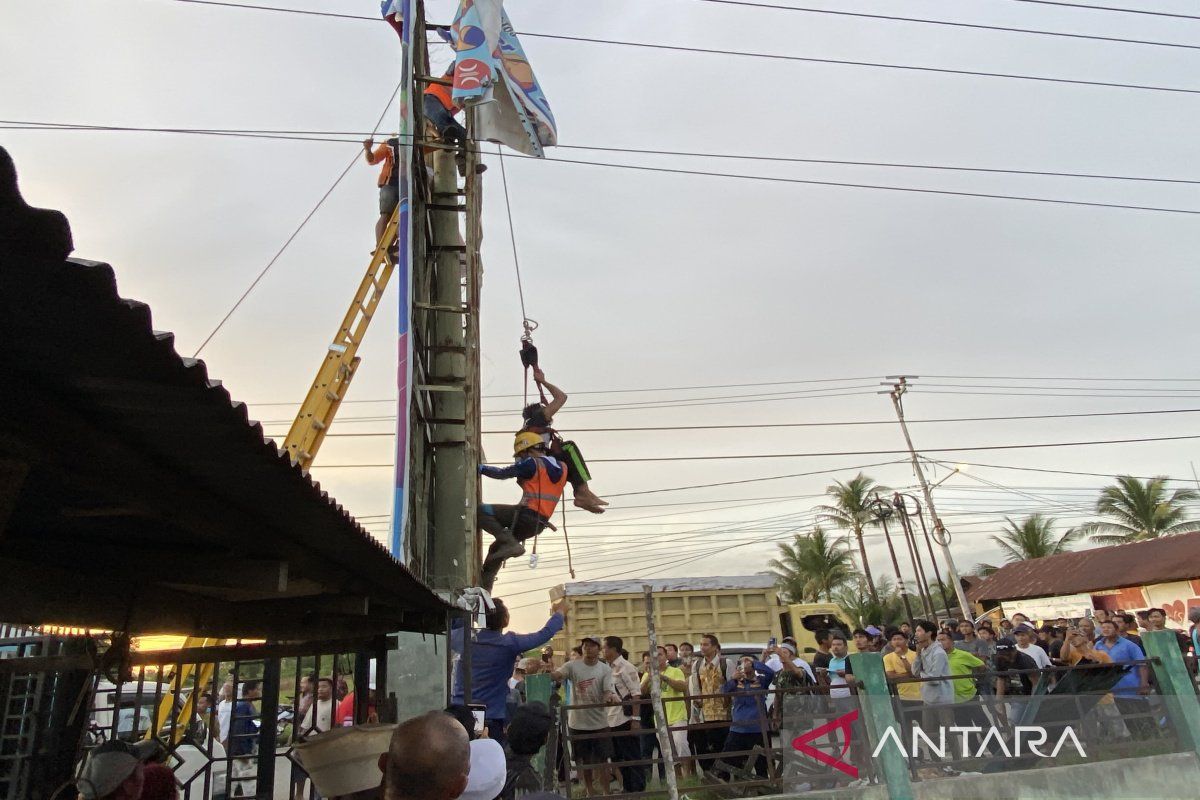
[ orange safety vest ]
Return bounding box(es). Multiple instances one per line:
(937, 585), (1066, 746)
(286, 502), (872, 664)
(519, 457), (568, 519)
(424, 82), (460, 113)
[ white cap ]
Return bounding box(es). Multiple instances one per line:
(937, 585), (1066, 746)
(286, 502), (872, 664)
(460, 738), (506, 800)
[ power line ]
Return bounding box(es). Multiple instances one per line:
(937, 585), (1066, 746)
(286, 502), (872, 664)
(13, 122), (1200, 188)
(512, 154), (1200, 217)
(1004, 0), (1200, 22)
(151, 0), (1200, 96)
(928, 457), (1195, 483)
(309, 432), (1200, 467)
(692, 0), (1200, 51)
(190, 81), (402, 356)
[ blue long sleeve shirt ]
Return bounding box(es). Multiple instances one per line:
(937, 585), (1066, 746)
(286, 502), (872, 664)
(451, 613), (564, 720)
(721, 660), (777, 734)
(479, 456), (564, 483)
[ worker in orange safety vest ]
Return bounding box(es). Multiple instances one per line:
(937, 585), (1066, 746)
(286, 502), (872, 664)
(478, 431), (568, 591)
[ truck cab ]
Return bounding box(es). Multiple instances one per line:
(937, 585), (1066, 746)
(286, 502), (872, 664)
(779, 603), (860, 655)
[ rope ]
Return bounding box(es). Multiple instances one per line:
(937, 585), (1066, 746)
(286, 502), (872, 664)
(497, 144), (547, 407)
(191, 80), (402, 357)
(561, 501), (575, 579)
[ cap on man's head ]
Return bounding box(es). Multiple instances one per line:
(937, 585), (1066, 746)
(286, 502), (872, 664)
(865, 625), (882, 636)
(77, 739), (159, 799)
(1014, 623), (1035, 634)
(461, 738), (506, 800)
(579, 636), (599, 647)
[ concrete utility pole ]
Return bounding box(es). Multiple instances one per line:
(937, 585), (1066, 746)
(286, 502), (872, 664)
(882, 377), (972, 620)
(643, 585), (680, 800)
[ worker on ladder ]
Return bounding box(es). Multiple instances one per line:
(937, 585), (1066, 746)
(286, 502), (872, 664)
(362, 135), (400, 259)
(478, 431), (567, 591)
(523, 367), (608, 514)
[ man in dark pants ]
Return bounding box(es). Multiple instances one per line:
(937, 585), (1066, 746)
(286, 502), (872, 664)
(605, 636), (645, 792)
(477, 431), (568, 591)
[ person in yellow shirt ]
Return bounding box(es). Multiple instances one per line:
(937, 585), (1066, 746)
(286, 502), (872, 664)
(883, 629), (922, 732)
(640, 646), (691, 779)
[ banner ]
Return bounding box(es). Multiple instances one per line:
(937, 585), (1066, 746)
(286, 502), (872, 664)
(384, 0), (415, 562)
(450, 0), (556, 156)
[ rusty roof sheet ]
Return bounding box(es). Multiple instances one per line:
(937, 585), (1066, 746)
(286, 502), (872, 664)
(968, 532), (1200, 602)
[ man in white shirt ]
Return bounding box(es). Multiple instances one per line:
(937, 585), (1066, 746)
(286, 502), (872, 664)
(912, 619), (954, 763)
(300, 677), (335, 738)
(605, 636), (645, 793)
(1013, 624), (1052, 669)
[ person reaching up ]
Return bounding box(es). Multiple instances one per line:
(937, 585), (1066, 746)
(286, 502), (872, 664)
(521, 368), (608, 514)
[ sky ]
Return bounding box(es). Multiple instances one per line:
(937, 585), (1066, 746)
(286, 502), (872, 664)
(5, 0), (1200, 631)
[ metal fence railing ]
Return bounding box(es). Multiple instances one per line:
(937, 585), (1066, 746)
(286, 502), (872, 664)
(0, 635), (391, 800)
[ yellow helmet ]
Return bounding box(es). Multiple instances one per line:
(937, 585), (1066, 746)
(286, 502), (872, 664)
(513, 431), (544, 456)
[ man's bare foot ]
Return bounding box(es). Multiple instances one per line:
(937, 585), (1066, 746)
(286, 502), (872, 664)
(577, 485), (610, 507)
(574, 497), (605, 514)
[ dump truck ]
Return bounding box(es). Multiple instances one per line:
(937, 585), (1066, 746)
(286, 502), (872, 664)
(545, 577), (862, 661)
(547, 575), (784, 658)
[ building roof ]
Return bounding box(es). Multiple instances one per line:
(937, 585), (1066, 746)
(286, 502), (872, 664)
(557, 575), (778, 597)
(967, 531), (1200, 603)
(0, 150), (450, 638)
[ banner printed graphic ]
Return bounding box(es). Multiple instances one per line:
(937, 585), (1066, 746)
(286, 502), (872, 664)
(450, 0), (557, 155)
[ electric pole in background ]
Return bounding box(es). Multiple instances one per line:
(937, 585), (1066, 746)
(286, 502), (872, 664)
(882, 376), (972, 620)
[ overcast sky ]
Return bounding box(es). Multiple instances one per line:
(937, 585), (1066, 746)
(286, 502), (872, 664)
(5, 0), (1200, 630)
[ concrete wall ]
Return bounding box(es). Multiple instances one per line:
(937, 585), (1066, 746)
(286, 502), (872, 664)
(768, 751), (1200, 800)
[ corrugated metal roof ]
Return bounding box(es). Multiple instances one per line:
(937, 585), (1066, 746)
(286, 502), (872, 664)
(0, 157), (450, 638)
(968, 532), (1200, 603)
(559, 575), (777, 596)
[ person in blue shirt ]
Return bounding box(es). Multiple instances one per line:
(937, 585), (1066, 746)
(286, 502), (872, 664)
(718, 657), (777, 778)
(452, 597), (565, 746)
(1094, 619), (1154, 740)
(478, 432), (569, 591)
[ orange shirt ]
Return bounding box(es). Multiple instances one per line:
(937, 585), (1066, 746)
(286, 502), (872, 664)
(366, 142), (395, 187)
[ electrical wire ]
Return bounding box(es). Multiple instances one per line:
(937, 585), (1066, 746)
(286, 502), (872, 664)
(692, 0), (1200, 51)
(155, 0), (1200, 97)
(12, 122), (1200, 188)
(504, 153), (1200, 217)
(1003, 0), (1200, 22)
(190, 81), (402, 356)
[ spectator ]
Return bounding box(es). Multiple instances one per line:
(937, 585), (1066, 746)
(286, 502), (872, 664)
(679, 642), (695, 661)
(301, 678), (335, 737)
(1078, 618), (1098, 644)
(1094, 620), (1154, 739)
(811, 630), (834, 672)
(993, 638), (1038, 727)
(336, 674), (379, 728)
(911, 620), (954, 752)
(1190, 607), (1200, 657)
(507, 665), (528, 721)
(1013, 624), (1052, 670)
(640, 646), (690, 781)
(955, 620), (990, 661)
(1092, 609), (1110, 629)
(851, 629), (873, 653)
(551, 637), (619, 797)
(692, 633), (730, 774)
(943, 620), (964, 642)
(637, 651), (664, 783)
(75, 740), (157, 800)
(864, 626), (884, 651)
(228, 680), (262, 796)
(137, 763), (178, 800)
(452, 598), (565, 747)
(665, 644), (680, 667)
(382, 711), (471, 800)
(1011, 613), (1030, 627)
(824, 634), (855, 712)
(998, 619), (1014, 638)
(1043, 627), (1066, 665)
(718, 656), (777, 778)
(1117, 614), (1146, 653)
(604, 635), (645, 793)
(1145, 607), (1191, 656)
(539, 646), (556, 670)
(1059, 626), (1111, 668)
(502, 702), (555, 799)
(445, 705), (482, 741)
(216, 679), (233, 748)
(937, 631), (992, 752)
(883, 629), (921, 731)
(462, 738), (507, 800)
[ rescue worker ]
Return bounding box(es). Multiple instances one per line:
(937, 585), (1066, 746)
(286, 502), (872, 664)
(423, 65), (467, 147)
(522, 367), (608, 514)
(362, 135), (400, 258)
(478, 431), (568, 591)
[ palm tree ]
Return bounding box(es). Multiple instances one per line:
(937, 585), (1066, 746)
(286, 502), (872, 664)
(815, 473), (886, 605)
(1077, 476), (1200, 545)
(973, 514), (1083, 575)
(769, 526), (856, 603)
(833, 576), (908, 628)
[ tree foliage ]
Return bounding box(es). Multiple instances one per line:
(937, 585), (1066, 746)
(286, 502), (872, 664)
(1076, 476), (1200, 545)
(769, 527), (856, 603)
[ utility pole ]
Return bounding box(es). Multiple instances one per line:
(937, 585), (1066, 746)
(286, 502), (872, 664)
(882, 377), (972, 620)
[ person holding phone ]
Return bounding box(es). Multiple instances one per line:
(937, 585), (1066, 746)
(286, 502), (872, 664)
(718, 656), (777, 778)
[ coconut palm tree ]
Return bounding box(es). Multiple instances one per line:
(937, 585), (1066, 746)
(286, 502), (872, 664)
(973, 514), (1083, 575)
(1077, 476), (1200, 545)
(769, 526), (856, 603)
(815, 473), (886, 605)
(833, 576), (909, 628)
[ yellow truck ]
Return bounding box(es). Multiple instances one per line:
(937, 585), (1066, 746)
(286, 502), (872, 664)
(548, 576), (784, 658)
(545, 577), (861, 661)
